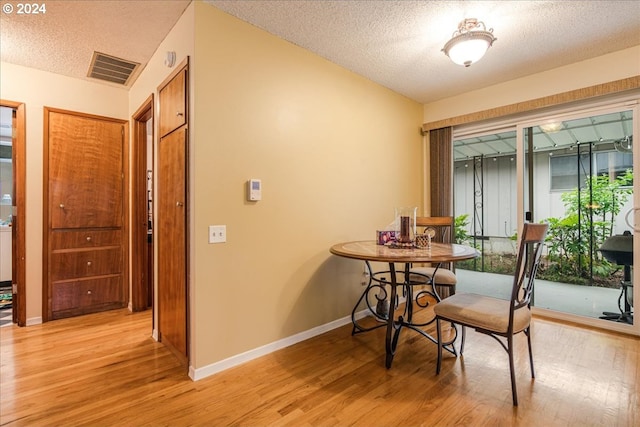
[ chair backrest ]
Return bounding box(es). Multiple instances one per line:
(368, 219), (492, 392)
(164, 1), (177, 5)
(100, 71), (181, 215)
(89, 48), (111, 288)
(510, 222), (549, 323)
(415, 216), (455, 272)
(416, 216), (454, 244)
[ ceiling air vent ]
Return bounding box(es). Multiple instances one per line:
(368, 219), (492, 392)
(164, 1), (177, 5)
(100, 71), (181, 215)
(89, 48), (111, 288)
(87, 52), (140, 85)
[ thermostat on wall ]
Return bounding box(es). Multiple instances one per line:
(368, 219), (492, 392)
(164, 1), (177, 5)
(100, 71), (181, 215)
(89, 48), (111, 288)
(247, 179), (262, 201)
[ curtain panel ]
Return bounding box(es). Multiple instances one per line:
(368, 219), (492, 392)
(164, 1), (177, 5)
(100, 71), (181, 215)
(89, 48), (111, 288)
(429, 127), (453, 217)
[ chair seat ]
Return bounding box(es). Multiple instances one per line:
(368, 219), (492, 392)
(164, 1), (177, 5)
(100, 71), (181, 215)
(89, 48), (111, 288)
(409, 266), (457, 286)
(434, 292), (531, 334)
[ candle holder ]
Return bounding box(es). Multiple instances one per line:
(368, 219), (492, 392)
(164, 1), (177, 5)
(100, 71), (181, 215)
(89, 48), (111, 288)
(394, 207), (417, 247)
(415, 227), (436, 249)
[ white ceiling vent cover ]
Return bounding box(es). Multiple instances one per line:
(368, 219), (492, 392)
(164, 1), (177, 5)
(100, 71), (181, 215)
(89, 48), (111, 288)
(87, 52), (140, 85)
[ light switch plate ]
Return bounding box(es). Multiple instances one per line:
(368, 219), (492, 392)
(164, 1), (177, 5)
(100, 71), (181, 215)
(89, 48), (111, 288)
(209, 225), (226, 243)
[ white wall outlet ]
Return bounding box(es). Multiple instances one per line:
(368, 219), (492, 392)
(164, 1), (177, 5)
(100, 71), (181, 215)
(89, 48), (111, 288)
(209, 225), (226, 243)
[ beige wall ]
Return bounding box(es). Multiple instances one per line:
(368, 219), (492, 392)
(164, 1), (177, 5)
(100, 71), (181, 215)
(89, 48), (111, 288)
(423, 46), (640, 123)
(191, 3), (423, 369)
(129, 2), (194, 114)
(0, 62), (128, 323)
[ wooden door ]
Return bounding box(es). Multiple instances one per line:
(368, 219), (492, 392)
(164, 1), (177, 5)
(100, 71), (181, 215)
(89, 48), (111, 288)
(44, 108), (128, 321)
(49, 112), (123, 229)
(159, 67), (186, 137)
(157, 127), (187, 362)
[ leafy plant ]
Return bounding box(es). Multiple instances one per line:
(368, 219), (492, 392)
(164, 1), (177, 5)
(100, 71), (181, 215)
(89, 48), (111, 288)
(541, 168), (633, 284)
(560, 169), (633, 238)
(454, 214), (470, 244)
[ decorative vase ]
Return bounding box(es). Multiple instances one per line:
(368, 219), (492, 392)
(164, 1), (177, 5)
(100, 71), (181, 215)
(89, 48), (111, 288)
(394, 207), (417, 246)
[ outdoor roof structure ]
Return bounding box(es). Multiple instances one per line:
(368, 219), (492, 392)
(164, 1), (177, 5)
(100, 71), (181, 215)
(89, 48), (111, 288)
(454, 111), (633, 161)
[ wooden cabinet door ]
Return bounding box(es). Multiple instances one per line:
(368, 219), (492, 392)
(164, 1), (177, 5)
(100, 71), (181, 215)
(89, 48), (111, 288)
(159, 68), (187, 138)
(48, 111), (123, 229)
(44, 108), (127, 321)
(157, 127), (188, 361)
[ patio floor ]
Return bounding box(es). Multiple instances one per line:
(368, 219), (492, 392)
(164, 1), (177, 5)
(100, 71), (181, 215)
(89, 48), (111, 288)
(455, 268), (631, 320)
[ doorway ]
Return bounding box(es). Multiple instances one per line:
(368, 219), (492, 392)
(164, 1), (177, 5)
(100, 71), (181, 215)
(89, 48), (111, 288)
(131, 96), (154, 316)
(453, 102), (638, 333)
(521, 108), (635, 322)
(0, 101), (26, 327)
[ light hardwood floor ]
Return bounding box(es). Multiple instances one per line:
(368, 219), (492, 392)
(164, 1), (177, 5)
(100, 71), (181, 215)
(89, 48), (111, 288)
(1, 308), (638, 426)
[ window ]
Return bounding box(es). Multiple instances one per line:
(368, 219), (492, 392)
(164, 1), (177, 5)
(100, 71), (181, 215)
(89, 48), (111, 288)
(550, 150), (633, 191)
(549, 153), (590, 191)
(596, 151), (633, 185)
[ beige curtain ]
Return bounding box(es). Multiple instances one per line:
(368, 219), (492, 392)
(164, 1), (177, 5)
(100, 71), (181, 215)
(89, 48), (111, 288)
(429, 127), (453, 217)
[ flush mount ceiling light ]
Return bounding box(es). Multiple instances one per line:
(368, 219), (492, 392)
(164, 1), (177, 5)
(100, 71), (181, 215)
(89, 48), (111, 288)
(442, 18), (497, 67)
(540, 122), (563, 133)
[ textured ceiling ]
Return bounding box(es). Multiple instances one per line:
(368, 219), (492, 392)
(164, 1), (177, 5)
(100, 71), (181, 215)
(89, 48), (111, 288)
(0, 0), (191, 87)
(0, 1), (639, 102)
(207, 0), (640, 103)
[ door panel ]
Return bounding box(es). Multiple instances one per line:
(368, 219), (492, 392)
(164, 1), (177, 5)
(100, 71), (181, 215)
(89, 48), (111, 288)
(453, 130), (518, 276)
(49, 112), (123, 229)
(159, 68), (186, 138)
(525, 110), (635, 322)
(157, 127), (187, 360)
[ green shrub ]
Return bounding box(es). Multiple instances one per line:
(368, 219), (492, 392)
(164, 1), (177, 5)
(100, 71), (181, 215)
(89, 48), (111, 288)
(540, 168), (632, 284)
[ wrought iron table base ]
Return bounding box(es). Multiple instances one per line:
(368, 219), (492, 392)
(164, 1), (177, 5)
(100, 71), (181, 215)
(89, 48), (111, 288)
(351, 260), (458, 368)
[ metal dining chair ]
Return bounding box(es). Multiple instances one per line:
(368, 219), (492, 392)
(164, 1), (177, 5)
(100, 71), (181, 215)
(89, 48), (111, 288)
(434, 222), (549, 406)
(410, 216), (457, 299)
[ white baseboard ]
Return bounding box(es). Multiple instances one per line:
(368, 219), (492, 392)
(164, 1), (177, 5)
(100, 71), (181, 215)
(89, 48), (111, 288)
(152, 328), (158, 341)
(189, 308), (373, 381)
(26, 316), (42, 326)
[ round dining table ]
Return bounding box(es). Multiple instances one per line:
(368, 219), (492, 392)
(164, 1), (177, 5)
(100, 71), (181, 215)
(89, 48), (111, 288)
(330, 240), (479, 368)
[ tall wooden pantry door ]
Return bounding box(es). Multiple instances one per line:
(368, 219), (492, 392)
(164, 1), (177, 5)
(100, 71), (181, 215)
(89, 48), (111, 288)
(157, 58), (189, 364)
(44, 108), (128, 321)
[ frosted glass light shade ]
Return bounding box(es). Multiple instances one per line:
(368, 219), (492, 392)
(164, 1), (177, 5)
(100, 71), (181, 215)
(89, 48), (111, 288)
(446, 36), (491, 67)
(442, 19), (497, 67)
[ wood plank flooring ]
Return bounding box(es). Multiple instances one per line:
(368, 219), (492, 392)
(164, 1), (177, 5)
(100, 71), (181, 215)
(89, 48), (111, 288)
(1, 308), (638, 426)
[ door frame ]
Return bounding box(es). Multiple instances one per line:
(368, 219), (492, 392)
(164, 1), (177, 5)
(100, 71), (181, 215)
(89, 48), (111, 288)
(0, 100), (26, 326)
(131, 95), (154, 314)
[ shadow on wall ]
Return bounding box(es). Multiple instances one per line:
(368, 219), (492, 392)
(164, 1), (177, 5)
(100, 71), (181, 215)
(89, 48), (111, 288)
(280, 251), (364, 339)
